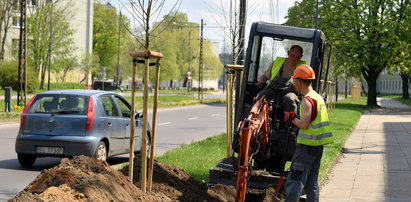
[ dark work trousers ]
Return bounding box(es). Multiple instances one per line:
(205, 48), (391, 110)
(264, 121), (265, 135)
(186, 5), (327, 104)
(258, 78), (299, 113)
(284, 144), (324, 202)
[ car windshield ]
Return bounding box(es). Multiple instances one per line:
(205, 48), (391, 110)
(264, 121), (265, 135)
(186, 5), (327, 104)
(28, 94), (89, 115)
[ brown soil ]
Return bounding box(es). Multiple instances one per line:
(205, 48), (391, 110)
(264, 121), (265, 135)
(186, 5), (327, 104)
(9, 156), (279, 202)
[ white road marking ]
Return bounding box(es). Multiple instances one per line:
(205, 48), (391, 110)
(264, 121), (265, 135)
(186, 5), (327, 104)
(188, 117), (199, 120)
(211, 113), (220, 116)
(158, 122), (172, 126)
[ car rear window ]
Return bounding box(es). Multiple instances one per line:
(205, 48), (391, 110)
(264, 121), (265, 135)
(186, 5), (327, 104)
(27, 94), (89, 115)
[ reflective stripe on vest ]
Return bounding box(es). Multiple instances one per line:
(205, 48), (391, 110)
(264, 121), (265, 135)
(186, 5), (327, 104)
(266, 57), (306, 88)
(297, 91), (333, 146)
(310, 121), (330, 129)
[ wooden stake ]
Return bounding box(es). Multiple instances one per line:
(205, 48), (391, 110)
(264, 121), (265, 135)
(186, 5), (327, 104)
(225, 65), (244, 157)
(140, 57), (149, 192)
(128, 60), (137, 182)
(129, 49), (163, 193)
(147, 59), (161, 191)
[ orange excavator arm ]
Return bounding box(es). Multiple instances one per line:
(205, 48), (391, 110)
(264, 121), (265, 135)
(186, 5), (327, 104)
(235, 96), (272, 202)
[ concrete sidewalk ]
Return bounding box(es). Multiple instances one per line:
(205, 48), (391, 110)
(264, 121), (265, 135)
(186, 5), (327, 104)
(320, 98), (411, 202)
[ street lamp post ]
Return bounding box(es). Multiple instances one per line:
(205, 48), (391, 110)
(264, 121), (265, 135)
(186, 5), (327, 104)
(116, 11), (122, 88)
(47, 0), (53, 91)
(187, 30), (191, 92)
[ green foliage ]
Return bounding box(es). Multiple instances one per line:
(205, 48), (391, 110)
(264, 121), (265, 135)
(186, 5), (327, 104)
(285, 0), (317, 28)
(149, 12), (223, 83)
(0, 60), (39, 93)
(286, 0), (409, 106)
(93, 2), (131, 77)
(28, 1), (77, 88)
(79, 53), (100, 81)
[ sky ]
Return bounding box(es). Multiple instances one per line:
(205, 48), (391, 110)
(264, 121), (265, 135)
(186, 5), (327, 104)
(112, 0), (299, 53)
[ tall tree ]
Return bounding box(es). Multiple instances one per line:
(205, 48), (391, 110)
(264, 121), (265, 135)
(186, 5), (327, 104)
(150, 12), (222, 82)
(28, 0), (77, 89)
(0, 0), (13, 61)
(93, 2), (130, 71)
(391, 0), (411, 99)
(286, 0), (409, 106)
(121, 0), (182, 50)
(204, 0), (242, 64)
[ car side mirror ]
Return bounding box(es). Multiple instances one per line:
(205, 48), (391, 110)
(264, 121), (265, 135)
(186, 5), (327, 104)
(135, 112), (142, 119)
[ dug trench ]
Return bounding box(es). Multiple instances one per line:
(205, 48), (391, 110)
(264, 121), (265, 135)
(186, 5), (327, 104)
(9, 156), (280, 202)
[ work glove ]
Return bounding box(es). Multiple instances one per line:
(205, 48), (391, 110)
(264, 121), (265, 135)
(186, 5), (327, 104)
(284, 111), (296, 123)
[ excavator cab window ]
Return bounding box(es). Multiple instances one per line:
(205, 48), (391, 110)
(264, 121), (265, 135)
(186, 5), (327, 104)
(247, 36), (314, 85)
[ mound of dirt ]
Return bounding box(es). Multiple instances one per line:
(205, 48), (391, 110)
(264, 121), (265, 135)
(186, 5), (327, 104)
(120, 157), (227, 201)
(10, 156), (279, 202)
(10, 156), (161, 202)
(120, 156), (279, 202)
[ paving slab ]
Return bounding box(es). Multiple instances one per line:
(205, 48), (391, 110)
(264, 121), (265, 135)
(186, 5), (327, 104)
(320, 98), (411, 201)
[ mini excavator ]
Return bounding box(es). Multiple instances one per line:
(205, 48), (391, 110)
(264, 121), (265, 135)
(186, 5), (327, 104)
(209, 22), (332, 201)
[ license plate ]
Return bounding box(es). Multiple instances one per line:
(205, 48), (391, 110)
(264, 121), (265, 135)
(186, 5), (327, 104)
(36, 146), (64, 154)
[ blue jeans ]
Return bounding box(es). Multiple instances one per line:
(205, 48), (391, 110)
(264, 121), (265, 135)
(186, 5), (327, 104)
(284, 144), (324, 202)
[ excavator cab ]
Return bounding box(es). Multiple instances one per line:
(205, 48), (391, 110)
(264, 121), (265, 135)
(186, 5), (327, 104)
(235, 22), (331, 125)
(209, 22), (332, 196)
(234, 22), (332, 170)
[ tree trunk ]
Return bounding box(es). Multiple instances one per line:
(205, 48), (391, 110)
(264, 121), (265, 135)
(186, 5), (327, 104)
(400, 73), (409, 99)
(40, 63), (47, 89)
(366, 71), (379, 107)
(0, 29), (7, 60)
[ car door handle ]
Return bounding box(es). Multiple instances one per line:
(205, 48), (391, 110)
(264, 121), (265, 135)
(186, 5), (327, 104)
(107, 122), (112, 126)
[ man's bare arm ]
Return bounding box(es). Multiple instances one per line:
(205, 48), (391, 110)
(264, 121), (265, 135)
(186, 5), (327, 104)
(291, 98), (311, 129)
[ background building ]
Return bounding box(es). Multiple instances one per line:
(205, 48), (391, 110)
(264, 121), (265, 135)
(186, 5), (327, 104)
(2, 0), (93, 61)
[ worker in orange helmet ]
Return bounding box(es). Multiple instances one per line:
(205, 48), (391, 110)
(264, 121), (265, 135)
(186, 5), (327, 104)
(283, 64), (333, 202)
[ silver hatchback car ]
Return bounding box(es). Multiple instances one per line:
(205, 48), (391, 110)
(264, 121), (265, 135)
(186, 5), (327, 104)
(15, 90), (150, 167)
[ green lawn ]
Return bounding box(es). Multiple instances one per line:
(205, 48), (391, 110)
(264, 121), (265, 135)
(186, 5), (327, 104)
(155, 97), (367, 184)
(156, 134), (226, 183)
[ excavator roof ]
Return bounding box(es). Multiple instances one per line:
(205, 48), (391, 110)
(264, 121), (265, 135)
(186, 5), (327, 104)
(252, 21), (325, 41)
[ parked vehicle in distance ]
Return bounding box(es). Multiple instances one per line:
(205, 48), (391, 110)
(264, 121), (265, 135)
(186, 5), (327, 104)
(15, 89), (150, 167)
(92, 80), (124, 92)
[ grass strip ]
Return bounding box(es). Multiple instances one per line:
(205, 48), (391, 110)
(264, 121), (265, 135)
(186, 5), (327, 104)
(155, 134), (226, 184)
(319, 97), (366, 182)
(125, 95), (224, 110)
(156, 97), (367, 184)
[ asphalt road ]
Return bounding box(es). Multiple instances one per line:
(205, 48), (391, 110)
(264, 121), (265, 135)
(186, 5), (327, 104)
(0, 103), (226, 200)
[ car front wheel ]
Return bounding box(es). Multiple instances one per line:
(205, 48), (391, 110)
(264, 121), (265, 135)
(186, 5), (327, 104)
(17, 154), (36, 167)
(94, 141), (107, 161)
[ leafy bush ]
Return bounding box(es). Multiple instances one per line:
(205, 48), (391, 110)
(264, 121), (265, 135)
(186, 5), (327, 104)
(0, 60), (39, 93)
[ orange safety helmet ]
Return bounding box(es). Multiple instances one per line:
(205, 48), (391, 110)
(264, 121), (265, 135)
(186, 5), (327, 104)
(292, 64), (316, 80)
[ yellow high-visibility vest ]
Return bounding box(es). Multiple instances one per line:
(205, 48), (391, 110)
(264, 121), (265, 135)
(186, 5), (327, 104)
(297, 91), (333, 146)
(266, 57), (306, 88)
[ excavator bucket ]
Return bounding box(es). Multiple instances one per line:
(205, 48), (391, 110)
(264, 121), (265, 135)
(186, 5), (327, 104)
(209, 157), (282, 190)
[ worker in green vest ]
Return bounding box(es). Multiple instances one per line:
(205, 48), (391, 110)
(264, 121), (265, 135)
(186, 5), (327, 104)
(257, 45), (305, 112)
(283, 64), (333, 202)
(257, 45), (305, 88)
